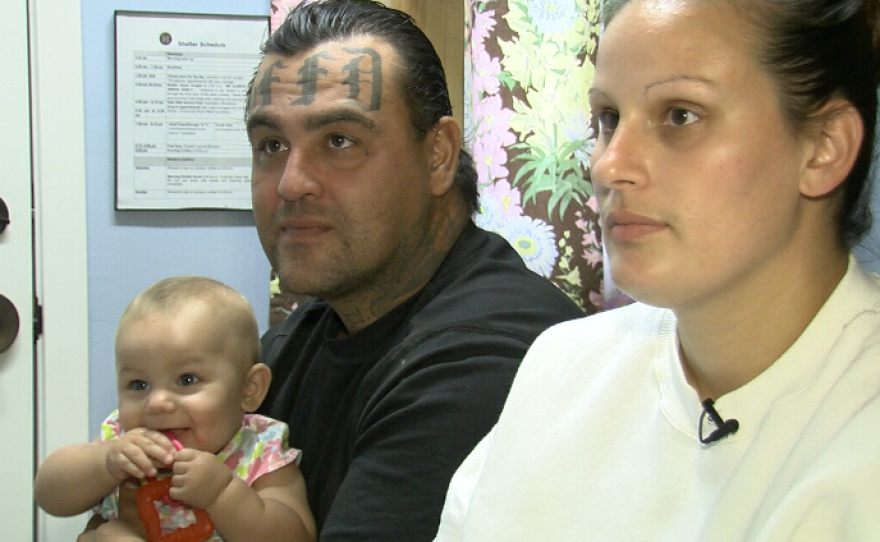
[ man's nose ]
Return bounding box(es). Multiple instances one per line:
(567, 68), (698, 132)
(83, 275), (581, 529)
(277, 149), (322, 201)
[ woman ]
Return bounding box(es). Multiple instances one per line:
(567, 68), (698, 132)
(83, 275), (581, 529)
(433, 0), (880, 540)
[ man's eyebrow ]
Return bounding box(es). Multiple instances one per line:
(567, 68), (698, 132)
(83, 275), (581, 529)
(304, 109), (376, 131)
(245, 109), (377, 136)
(246, 112), (283, 135)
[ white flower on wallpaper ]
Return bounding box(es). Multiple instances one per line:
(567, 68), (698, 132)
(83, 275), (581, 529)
(527, 0), (581, 36)
(499, 214), (560, 277)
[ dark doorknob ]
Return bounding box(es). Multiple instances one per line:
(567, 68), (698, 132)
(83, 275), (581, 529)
(0, 197), (8, 234)
(0, 294), (20, 353)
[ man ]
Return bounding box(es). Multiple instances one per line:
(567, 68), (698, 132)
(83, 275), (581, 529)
(246, 1), (582, 540)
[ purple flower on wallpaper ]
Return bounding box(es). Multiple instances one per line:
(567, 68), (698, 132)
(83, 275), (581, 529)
(471, 48), (502, 97)
(474, 135), (512, 184)
(271, 0), (304, 33)
(476, 179), (524, 230)
(498, 214), (559, 277)
(472, 94), (516, 183)
(484, 179), (523, 217)
(473, 94), (515, 139)
(575, 202), (602, 267)
(471, 8), (497, 45)
(527, 0), (580, 36)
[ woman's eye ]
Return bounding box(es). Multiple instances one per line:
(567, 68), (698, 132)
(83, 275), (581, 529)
(596, 110), (619, 134)
(328, 134), (353, 149)
(668, 108), (700, 126)
(178, 374), (199, 386)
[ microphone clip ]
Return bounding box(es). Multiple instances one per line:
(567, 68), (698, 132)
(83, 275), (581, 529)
(699, 398), (739, 444)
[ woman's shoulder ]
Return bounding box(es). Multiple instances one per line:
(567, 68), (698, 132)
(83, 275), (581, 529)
(535, 301), (670, 347)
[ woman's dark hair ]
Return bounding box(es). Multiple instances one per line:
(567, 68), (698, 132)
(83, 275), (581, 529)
(602, 0), (880, 245)
(248, 0), (479, 214)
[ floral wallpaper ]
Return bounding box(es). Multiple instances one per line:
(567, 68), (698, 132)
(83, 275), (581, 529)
(467, 0), (627, 313)
(267, 0), (629, 325)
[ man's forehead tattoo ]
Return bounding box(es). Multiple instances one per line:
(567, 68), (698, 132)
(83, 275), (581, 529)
(341, 47), (382, 111)
(292, 51), (333, 106)
(259, 47), (384, 112)
(251, 59), (285, 111)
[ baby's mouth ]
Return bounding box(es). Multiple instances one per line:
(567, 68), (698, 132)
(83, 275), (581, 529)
(161, 429), (186, 450)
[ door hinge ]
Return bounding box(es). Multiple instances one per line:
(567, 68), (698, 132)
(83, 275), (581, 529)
(33, 300), (43, 341)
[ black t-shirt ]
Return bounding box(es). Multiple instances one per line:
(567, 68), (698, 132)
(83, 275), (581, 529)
(258, 221), (583, 541)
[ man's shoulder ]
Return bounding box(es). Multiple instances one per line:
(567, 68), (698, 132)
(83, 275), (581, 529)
(422, 224), (584, 329)
(260, 298), (328, 363)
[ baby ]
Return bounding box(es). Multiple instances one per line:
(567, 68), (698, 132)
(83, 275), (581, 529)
(35, 276), (316, 542)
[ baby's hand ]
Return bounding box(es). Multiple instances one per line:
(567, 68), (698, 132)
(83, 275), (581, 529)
(169, 448), (233, 510)
(105, 427), (176, 481)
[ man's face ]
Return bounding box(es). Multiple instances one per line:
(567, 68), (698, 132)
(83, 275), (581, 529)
(247, 37), (440, 316)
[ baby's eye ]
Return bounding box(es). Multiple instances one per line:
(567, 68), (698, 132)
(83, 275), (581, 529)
(129, 380), (148, 391)
(667, 108), (700, 126)
(178, 374), (200, 387)
(327, 134), (354, 149)
(596, 110), (619, 134)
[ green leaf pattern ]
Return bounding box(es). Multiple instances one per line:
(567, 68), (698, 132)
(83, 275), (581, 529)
(468, 0), (617, 312)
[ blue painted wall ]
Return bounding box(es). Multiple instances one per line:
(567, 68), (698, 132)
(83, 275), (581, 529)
(81, 0), (270, 436)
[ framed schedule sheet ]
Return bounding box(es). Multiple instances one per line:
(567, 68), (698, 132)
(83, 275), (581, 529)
(115, 11), (268, 210)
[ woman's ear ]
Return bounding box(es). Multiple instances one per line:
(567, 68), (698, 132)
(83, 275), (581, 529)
(241, 363), (272, 413)
(429, 116), (462, 197)
(799, 100), (864, 198)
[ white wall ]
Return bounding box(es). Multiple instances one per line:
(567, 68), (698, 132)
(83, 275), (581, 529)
(81, 0), (270, 436)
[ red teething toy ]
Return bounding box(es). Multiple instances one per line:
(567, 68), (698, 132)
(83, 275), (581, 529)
(135, 432), (215, 542)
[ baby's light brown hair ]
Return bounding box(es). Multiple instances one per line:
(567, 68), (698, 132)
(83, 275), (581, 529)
(116, 276), (262, 368)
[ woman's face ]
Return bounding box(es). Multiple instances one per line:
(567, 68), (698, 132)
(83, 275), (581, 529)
(589, 0), (823, 313)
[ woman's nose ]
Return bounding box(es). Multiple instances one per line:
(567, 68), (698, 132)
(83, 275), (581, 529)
(590, 122), (648, 191)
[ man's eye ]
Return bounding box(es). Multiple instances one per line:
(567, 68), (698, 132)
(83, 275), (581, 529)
(258, 139), (288, 154)
(328, 134), (353, 149)
(178, 374), (199, 386)
(668, 108), (700, 126)
(596, 110), (619, 134)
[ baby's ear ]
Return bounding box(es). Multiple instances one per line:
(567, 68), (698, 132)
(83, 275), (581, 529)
(241, 363), (272, 413)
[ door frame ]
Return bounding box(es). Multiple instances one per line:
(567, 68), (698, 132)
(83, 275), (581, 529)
(29, 0), (90, 539)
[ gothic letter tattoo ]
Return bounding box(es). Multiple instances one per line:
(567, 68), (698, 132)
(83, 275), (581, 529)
(292, 52), (332, 106)
(252, 59), (285, 110)
(341, 47), (382, 111)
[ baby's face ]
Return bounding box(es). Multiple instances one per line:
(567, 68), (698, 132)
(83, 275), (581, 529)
(115, 303), (250, 453)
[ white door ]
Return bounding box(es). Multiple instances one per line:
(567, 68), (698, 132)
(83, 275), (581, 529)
(0, 0), (38, 539)
(1, 1), (90, 540)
